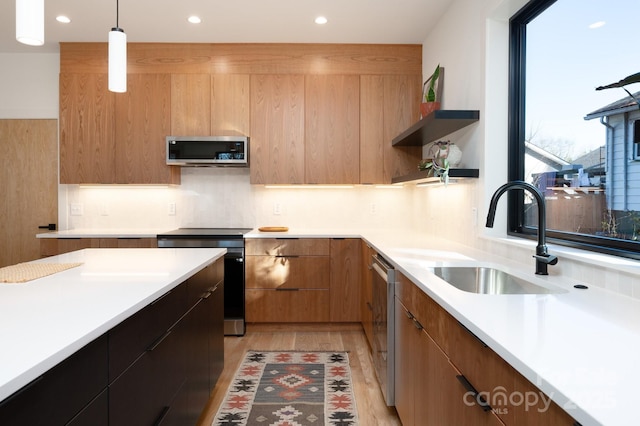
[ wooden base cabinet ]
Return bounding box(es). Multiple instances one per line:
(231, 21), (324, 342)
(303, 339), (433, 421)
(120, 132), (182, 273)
(245, 238), (331, 322)
(394, 272), (578, 425)
(360, 241), (375, 347)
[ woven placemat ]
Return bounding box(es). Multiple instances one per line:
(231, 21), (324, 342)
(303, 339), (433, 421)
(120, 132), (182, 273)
(0, 262), (83, 283)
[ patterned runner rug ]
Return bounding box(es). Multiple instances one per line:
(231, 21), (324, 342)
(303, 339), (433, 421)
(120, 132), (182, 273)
(213, 350), (359, 425)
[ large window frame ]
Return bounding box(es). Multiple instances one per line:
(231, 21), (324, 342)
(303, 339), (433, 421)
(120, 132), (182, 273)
(508, 0), (640, 260)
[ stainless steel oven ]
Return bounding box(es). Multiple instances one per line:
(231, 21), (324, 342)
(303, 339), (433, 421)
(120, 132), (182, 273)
(371, 252), (395, 406)
(157, 228), (251, 336)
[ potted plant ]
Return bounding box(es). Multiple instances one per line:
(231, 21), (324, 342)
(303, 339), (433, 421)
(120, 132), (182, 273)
(418, 140), (454, 184)
(420, 64), (442, 118)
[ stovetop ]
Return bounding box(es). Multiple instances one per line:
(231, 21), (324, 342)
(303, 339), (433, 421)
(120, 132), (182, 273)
(157, 228), (253, 238)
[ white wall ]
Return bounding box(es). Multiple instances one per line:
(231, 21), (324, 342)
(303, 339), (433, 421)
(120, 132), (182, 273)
(0, 53), (59, 118)
(417, 0), (640, 299)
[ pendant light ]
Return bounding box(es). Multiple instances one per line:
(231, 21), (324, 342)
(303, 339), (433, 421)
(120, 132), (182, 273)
(16, 0), (44, 46)
(108, 0), (127, 93)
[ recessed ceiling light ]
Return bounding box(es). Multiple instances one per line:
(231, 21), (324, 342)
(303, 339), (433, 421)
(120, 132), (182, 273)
(588, 21), (605, 29)
(188, 16), (202, 24)
(56, 15), (71, 24)
(315, 16), (328, 25)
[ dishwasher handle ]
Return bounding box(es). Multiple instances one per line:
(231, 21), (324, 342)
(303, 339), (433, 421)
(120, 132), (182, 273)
(372, 254), (393, 280)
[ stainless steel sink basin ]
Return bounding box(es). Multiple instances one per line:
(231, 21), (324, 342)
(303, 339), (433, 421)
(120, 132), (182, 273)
(431, 266), (560, 294)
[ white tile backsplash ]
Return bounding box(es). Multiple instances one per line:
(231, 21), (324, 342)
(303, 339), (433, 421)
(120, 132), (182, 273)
(59, 169), (640, 300)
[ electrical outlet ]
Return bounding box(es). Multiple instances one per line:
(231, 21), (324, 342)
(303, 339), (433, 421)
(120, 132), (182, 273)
(168, 202), (176, 216)
(100, 203), (109, 216)
(273, 203), (282, 215)
(471, 207), (478, 226)
(70, 203), (84, 216)
(370, 203), (377, 215)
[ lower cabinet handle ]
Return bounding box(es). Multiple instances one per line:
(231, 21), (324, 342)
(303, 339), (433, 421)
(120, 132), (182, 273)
(366, 302), (373, 311)
(276, 287), (300, 291)
(154, 405), (171, 426)
(275, 255), (300, 258)
(147, 330), (172, 352)
(456, 375), (492, 412)
(412, 318), (424, 331)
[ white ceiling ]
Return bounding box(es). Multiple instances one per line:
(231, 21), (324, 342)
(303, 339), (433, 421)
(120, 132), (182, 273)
(0, 0), (453, 53)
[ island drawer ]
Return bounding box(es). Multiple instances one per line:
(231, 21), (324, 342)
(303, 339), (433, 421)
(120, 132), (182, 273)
(108, 283), (188, 381)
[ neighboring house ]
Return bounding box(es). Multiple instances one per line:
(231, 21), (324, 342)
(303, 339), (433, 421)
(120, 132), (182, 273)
(585, 91), (640, 212)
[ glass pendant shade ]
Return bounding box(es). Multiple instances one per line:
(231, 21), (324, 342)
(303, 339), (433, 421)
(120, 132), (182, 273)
(108, 28), (127, 93)
(16, 0), (44, 46)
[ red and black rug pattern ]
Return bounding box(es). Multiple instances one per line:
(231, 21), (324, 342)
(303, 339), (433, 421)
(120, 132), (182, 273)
(213, 351), (359, 425)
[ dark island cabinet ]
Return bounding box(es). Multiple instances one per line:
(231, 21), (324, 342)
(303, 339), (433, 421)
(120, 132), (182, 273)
(0, 335), (108, 426)
(0, 258), (224, 426)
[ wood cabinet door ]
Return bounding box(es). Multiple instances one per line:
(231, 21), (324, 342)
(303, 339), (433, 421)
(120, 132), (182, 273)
(383, 75), (422, 182)
(171, 74), (211, 135)
(305, 75), (360, 184)
(360, 76), (385, 184)
(360, 241), (375, 346)
(250, 74), (305, 184)
(246, 255), (330, 289)
(245, 238), (330, 256)
(59, 73), (116, 184)
(245, 289), (330, 322)
(115, 74), (179, 184)
(212, 74), (250, 135)
(330, 238), (362, 322)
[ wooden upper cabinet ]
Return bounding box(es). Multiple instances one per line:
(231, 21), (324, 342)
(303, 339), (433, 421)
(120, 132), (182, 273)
(305, 75), (360, 184)
(360, 76), (385, 184)
(59, 73), (116, 184)
(114, 74), (179, 184)
(250, 75), (305, 184)
(360, 75), (422, 184)
(171, 74), (211, 135)
(212, 74), (250, 135)
(383, 75), (422, 181)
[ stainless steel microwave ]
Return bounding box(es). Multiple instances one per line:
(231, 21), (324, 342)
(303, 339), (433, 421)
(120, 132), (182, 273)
(166, 135), (249, 166)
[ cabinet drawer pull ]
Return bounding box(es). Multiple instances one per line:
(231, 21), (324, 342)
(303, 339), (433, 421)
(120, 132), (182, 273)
(276, 287), (300, 291)
(275, 255), (300, 258)
(405, 310), (413, 320)
(456, 375), (492, 412)
(154, 405), (171, 425)
(412, 318), (424, 331)
(366, 302), (373, 311)
(147, 330), (172, 352)
(458, 321), (488, 348)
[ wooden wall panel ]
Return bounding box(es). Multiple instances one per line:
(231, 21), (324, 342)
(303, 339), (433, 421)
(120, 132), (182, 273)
(60, 43), (422, 76)
(0, 120), (58, 266)
(305, 75), (360, 184)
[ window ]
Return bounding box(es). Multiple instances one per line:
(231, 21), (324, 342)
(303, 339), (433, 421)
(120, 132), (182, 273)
(509, 0), (640, 259)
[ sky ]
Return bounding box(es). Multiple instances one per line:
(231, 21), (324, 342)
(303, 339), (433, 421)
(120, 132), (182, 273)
(526, 0), (640, 159)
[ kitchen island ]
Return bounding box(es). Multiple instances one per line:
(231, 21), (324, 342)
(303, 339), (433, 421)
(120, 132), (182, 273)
(0, 248), (225, 424)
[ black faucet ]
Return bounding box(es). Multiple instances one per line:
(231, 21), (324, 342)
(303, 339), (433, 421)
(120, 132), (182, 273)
(486, 180), (558, 275)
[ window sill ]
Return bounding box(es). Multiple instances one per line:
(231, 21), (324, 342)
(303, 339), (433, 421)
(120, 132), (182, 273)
(479, 234), (640, 277)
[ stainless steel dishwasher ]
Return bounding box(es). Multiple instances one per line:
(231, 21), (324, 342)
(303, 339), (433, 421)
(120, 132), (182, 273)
(371, 252), (396, 406)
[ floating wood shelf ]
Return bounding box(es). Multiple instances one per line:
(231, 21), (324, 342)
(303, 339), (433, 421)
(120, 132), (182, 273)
(392, 110), (480, 147)
(391, 168), (479, 184)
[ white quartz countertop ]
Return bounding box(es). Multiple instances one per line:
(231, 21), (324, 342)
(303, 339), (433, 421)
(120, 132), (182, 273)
(33, 227), (639, 424)
(0, 248), (225, 401)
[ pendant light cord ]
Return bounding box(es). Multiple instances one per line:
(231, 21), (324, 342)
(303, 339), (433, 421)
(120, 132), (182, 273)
(116, 0), (119, 29)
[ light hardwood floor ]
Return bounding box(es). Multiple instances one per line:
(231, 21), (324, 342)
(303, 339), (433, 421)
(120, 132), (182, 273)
(197, 323), (401, 425)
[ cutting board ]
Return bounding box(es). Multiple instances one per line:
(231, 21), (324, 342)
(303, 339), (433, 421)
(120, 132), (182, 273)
(258, 226), (289, 232)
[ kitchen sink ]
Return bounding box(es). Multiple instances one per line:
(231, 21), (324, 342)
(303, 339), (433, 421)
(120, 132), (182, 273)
(431, 266), (563, 295)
